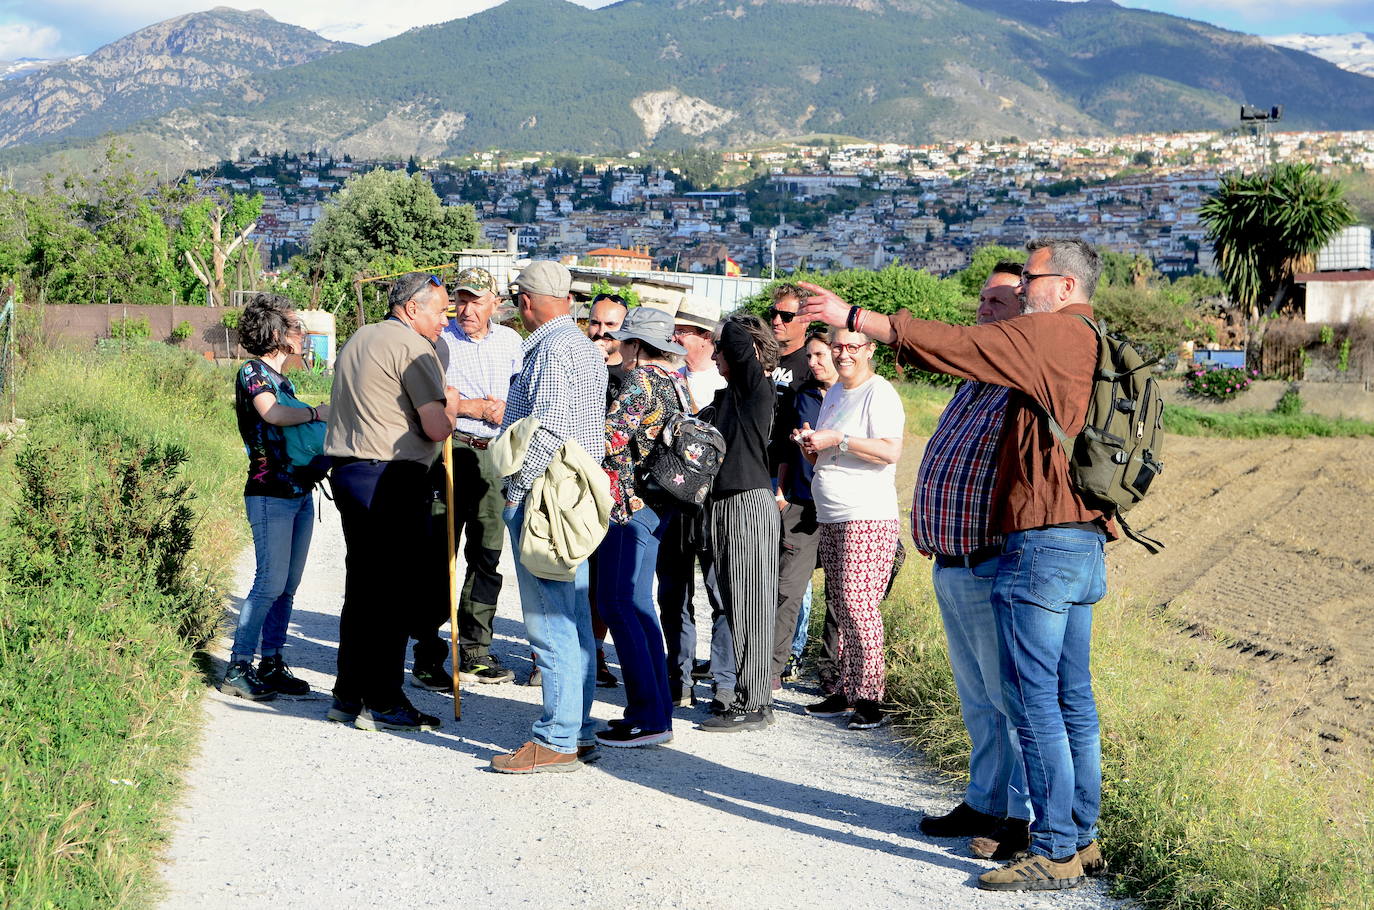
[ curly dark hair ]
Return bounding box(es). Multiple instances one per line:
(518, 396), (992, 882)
(239, 292), (297, 357)
(726, 312), (780, 374)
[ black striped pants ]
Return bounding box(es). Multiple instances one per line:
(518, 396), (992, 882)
(708, 488), (780, 711)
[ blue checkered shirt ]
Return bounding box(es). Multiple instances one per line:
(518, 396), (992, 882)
(913, 381), (1009, 556)
(438, 319), (523, 439)
(501, 315), (607, 504)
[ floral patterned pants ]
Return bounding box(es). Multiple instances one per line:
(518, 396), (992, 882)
(819, 518), (900, 704)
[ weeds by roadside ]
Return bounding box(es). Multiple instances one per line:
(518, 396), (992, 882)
(1166, 404), (1374, 438)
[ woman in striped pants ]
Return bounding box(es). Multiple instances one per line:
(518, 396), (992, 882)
(701, 313), (780, 733)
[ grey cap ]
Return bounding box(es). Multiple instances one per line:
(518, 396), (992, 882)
(513, 260), (571, 298)
(607, 306), (687, 355)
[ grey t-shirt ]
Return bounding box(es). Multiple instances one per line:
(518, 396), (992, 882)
(325, 319), (446, 464)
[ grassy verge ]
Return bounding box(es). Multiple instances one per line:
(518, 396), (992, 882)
(0, 343), (245, 908)
(1166, 405), (1374, 439)
(876, 386), (1374, 910)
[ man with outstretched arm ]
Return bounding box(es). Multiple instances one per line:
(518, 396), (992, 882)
(798, 238), (1113, 892)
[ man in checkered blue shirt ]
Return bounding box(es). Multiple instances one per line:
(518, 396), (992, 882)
(491, 260), (608, 774)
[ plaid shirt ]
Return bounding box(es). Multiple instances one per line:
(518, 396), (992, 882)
(438, 319), (523, 439)
(501, 315), (607, 505)
(913, 381), (1009, 556)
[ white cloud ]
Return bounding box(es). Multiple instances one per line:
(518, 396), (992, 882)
(0, 22), (63, 59)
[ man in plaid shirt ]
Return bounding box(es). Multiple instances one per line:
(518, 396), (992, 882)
(912, 262), (1033, 857)
(492, 260), (608, 774)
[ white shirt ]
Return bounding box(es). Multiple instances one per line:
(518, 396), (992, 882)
(811, 374), (905, 523)
(681, 364), (727, 414)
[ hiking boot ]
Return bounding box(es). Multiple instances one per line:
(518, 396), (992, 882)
(971, 817), (1032, 860)
(459, 654), (515, 684)
(595, 725), (674, 748)
(1078, 841), (1108, 877)
(490, 740), (580, 774)
(411, 662), (452, 692)
(354, 703), (441, 733)
(977, 852), (1085, 892)
(690, 659), (713, 680)
(804, 694), (852, 718)
(699, 707), (769, 733)
(256, 654), (310, 696)
(781, 655), (801, 683)
(326, 696), (362, 724)
(218, 660), (276, 701)
(919, 801), (1001, 838)
(576, 743), (602, 764)
(847, 699), (890, 730)
(596, 651), (619, 688)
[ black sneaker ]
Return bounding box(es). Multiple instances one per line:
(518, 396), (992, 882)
(596, 651), (619, 688)
(781, 655), (801, 683)
(690, 659), (713, 680)
(804, 694), (852, 718)
(971, 817), (1032, 861)
(847, 699), (890, 730)
(256, 654), (310, 696)
(699, 707), (769, 733)
(326, 696), (361, 723)
(411, 663), (452, 692)
(919, 801), (1002, 838)
(706, 698), (729, 716)
(595, 725), (673, 748)
(354, 703), (441, 732)
(218, 660), (276, 701)
(459, 654), (515, 684)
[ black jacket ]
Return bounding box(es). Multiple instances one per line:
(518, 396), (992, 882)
(708, 320), (774, 498)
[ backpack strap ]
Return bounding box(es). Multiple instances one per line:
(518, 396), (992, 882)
(1117, 513), (1164, 555)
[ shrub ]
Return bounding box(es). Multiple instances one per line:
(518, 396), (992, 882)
(1274, 385), (1303, 416)
(1183, 364), (1256, 401)
(109, 315), (151, 341)
(1094, 284), (1208, 362)
(171, 319), (194, 342)
(219, 308), (241, 329)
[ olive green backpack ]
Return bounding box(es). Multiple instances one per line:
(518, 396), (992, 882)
(1039, 316), (1165, 553)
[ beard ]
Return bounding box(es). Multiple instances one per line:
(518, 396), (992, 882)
(1020, 294), (1056, 315)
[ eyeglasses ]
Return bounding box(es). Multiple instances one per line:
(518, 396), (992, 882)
(766, 307), (798, 323)
(1019, 271), (1066, 284)
(830, 342), (870, 355)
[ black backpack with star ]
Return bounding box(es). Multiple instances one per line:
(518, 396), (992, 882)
(638, 384), (727, 510)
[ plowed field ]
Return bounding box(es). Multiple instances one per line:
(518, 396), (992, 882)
(1106, 436), (1374, 766)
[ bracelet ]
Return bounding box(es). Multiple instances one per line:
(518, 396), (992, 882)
(308, 406), (318, 422)
(846, 305), (860, 332)
(855, 309), (868, 335)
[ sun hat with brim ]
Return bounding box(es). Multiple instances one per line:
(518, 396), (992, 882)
(607, 306), (687, 355)
(674, 294), (721, 332)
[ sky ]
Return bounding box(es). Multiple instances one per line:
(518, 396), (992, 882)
(0, 0), (1369, 60)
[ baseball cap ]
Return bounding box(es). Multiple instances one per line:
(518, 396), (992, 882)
(453, 267), (497, 297)
(512, 260), (571, 298)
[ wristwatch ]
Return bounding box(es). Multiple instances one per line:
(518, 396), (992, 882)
(838, 434), (850, 454)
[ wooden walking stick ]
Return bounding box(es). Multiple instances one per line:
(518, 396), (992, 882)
(444, 441), (462, 720)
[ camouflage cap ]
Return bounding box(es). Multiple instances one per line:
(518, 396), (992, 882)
(453, 266), (498, 297)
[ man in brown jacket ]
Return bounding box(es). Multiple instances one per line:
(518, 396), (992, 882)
(798, 238), (1111, 892)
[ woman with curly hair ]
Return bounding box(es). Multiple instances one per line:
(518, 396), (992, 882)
(593, 307), (688, 748)
(221, 293), (330, 700)
(700, 312), (780, 732)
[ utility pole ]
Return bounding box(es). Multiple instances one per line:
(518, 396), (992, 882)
(769, 226), (778, 279)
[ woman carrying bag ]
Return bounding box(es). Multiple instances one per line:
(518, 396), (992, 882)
(221, 293), (330, 700)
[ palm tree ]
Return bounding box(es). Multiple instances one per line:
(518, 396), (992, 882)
(1200, 163), (1355, 363)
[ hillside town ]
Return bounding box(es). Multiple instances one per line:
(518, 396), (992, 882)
(198, 130), (1374, 278)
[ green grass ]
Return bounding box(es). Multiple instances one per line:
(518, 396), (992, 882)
(0, 344), (245, 908)
(1165, 405), (1374, 439)
(874, 388), (1374, 910)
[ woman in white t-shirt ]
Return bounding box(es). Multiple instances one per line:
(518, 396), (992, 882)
(793, 328), (904, 730)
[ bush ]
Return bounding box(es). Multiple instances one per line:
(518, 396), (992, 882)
(108, 315), (151, 341)
(219, 308), (241, 330)
(171, 319), (194, 341)
(1274, 385), (1303, 416)
(1183, 364), (1257, 400)
(1094, 284), (1208, 362)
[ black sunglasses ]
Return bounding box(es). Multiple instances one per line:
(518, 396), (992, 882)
(766, 306), (798, 323)
(593, 293), (626, 306)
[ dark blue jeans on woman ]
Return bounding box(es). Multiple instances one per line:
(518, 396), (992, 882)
(596, 503), (673, 732)
(231, 493), (314, 664)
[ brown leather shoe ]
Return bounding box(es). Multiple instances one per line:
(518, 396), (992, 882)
(490, 740), (581, 774)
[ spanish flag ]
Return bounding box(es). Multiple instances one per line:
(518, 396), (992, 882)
(724, 257), (742, 277)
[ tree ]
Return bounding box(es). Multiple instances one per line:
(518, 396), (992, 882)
(173, 191), (262, 306)
(305, 169), (480, 285)
(954, 244), (1026, 298)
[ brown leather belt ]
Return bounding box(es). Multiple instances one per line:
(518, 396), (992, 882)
(454, 432), (492, 450)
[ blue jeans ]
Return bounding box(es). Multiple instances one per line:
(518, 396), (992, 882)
(933, 560), (1031, 821)
(503, 503), (597, 754)
(232, 493), (314, 663)
(596, 505), (672, 731)
(792, 582), (812, 658)
(993, 528), (1108, 859)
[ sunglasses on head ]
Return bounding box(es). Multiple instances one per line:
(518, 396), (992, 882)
(593, 293), (626, 306)
(766, 306), (798, 323)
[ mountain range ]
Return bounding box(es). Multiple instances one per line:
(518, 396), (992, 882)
(1266, 32), (1374, 78)
(3, 0), (1373, 177)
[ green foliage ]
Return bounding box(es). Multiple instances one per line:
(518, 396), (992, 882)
(953, 244), (1025, 298)
(1200, 163), (1355, 314)
(588, 277), (640, 309)
(1338, 338), (1352, 372)
(740, 265), (971, 383)
(1319, 325), (1334, 345)
(219, 308), (241, 329)
(305, 169), (479, 287)
(1273, 385), (1303, 416)
(109, 315), (151, 341)
(1183, 364), (1257, 401)
(1093, 284), (1207, 361)
(1099, 249), (1158, 288)
(1166, 404), (1374, 438)
(171, 320), (194, 341)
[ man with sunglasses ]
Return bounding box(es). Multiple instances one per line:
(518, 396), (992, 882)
(325, 272), (461, 733)
(797, 239), (1116, 893)
(587, 292), (630, 401)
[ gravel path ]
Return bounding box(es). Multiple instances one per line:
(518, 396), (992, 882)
(160, 503), (1126, 910)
